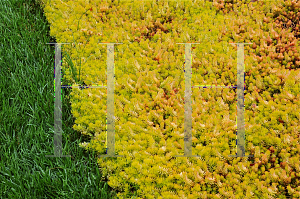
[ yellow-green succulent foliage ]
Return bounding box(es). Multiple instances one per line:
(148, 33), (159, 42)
(39, 0), (300, 198)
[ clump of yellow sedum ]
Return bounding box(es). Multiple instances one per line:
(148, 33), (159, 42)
(39, 0), (300, 198)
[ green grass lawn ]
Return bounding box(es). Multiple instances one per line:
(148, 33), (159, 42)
(0, 0), (133, 198)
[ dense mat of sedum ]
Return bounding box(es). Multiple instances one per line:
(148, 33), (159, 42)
(39, 0), (300, 198)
